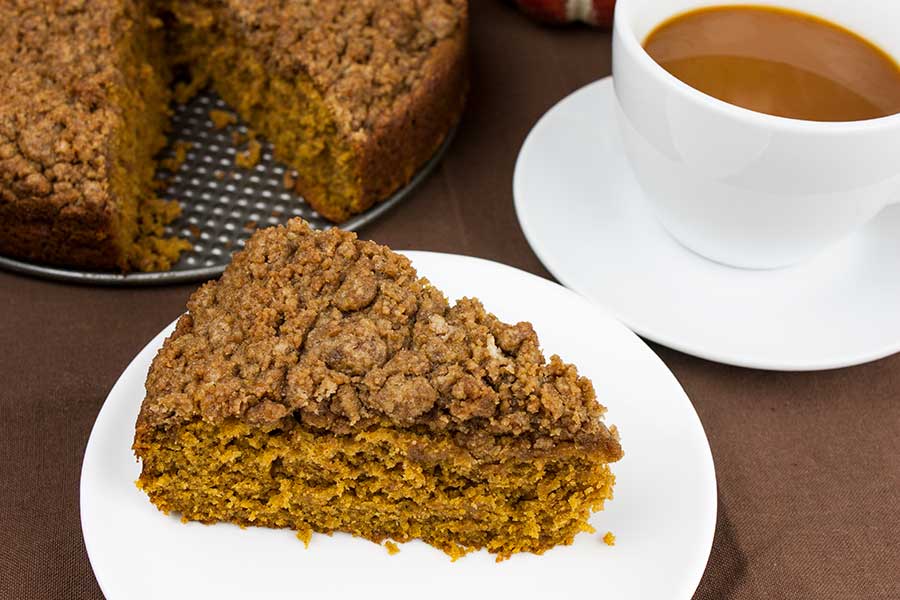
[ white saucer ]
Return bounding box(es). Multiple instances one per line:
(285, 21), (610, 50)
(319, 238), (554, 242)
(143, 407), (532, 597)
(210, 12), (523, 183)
(81, 251), (716, 600)
(514, 77), (900, 371)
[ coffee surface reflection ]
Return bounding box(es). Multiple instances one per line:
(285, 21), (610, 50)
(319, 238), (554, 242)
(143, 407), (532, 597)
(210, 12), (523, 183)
(644, 6), (900, 122)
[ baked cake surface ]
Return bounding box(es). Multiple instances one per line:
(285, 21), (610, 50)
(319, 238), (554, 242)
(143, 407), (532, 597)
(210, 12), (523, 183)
(0, 0), (189, 271)
(167, 0), (468, 221)
(0, 0), (467, 271)
(134, 218), (622, 559)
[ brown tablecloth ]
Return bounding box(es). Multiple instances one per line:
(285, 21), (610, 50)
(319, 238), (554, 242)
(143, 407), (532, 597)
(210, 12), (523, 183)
(1, 2), (898, 598)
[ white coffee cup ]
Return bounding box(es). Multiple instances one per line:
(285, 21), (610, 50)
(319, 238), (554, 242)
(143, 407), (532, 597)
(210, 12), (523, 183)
(612, 0), (900, 269)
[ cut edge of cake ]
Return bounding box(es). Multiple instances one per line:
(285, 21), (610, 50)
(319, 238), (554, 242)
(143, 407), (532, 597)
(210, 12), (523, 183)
(162, 0), (468, 222)
(0, 1), (468, 272)
(0, 1), (190, 272)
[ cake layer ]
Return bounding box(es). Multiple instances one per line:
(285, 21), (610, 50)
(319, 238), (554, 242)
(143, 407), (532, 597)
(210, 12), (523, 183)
(164, 0), (467, 222)
(0, 1), (466, 270)
(136, 419), (616, 559)
(0, 0), (189, 271)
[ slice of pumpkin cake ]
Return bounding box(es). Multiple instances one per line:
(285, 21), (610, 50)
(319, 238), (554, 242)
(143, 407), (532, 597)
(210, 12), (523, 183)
(133, 218), (622, 560)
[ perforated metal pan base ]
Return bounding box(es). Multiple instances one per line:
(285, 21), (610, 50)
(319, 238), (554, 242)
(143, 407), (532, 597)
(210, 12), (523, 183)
(0, 89), (455, 286)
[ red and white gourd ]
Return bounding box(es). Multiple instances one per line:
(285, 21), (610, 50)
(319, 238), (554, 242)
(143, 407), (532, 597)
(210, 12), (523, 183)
(512, 0), (617, 27)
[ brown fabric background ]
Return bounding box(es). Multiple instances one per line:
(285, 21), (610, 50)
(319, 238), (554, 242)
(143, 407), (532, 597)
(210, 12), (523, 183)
(1, 1), (898, 597)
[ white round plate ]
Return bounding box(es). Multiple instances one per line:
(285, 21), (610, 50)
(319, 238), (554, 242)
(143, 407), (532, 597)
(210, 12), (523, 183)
(514, 77), (900, 371)
(81, 251), (716, 600)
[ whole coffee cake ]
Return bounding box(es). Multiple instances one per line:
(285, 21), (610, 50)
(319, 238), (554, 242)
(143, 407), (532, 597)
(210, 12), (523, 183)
(134, 219), (623, 559)
(0, 0), (467, 271)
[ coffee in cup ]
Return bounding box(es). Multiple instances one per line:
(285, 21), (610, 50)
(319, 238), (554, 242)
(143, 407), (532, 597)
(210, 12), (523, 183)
(643, 6), (900, 123)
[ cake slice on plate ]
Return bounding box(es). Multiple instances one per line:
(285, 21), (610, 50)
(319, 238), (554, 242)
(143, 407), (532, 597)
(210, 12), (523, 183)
(133, 219), (622, 560)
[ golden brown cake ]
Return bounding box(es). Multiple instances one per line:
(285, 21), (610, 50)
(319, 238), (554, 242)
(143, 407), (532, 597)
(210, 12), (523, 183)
(163, 0), (468, 222)
(134, 219), (623, 560)
(0, 0), (467, 271)
(0, 0), (190, 271)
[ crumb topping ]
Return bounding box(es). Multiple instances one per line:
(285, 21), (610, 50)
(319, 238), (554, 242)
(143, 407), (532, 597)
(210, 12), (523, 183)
(139, 219), (622, 460)
(0, 0), (189, 271)
(0, 0), (131, 212)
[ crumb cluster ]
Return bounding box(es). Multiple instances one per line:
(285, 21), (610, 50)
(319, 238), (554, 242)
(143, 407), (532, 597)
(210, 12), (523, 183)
(139, 219), (621, 459)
